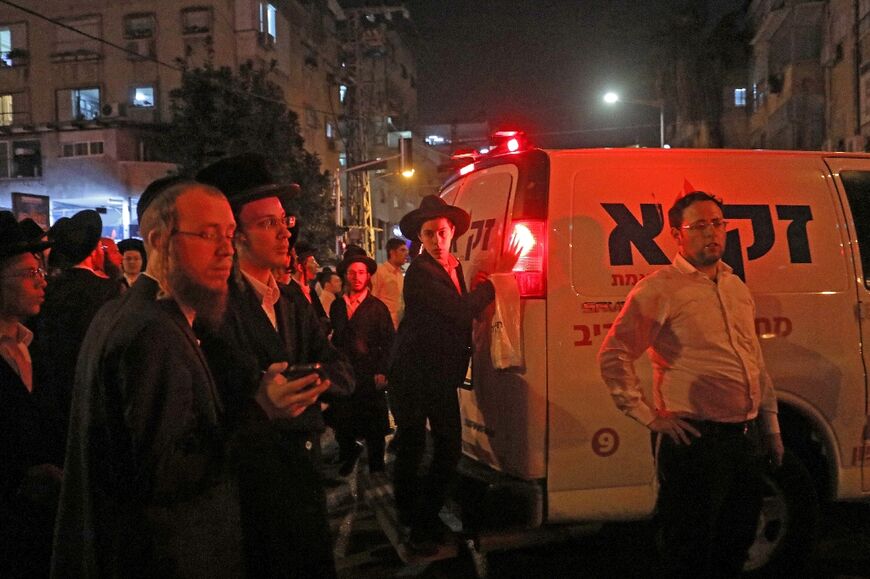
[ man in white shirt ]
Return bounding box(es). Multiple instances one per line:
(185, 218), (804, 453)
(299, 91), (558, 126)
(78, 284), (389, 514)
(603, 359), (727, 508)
(371, 238), (408, 329)
(598, 191), (784, 578)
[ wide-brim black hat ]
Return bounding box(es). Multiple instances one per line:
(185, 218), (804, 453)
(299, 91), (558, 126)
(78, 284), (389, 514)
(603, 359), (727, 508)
(117, 238), (146, 256)
(399, 195), (471, 239)
(48, 209), (102, 268)
(0, 211), (52, 259)
(195, 153), (301, 212)
(337, 245), (377, 276)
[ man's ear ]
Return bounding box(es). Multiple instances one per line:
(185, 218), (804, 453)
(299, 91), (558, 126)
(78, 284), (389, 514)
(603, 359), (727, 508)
(670, 226), (682, 246)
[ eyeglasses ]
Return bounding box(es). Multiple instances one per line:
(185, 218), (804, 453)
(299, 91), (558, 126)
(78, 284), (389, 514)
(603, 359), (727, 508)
(172, 229), (235, 244)
(3, 267), (47, 280)
(680, 219), (728, 232)
(248, 215), (295, 231)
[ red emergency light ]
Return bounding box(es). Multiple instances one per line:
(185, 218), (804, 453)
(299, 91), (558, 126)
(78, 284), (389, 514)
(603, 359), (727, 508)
(510, 218), (546, 298)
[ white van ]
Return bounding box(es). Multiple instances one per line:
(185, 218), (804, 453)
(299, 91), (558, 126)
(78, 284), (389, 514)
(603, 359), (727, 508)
(438, 146), (870, 574)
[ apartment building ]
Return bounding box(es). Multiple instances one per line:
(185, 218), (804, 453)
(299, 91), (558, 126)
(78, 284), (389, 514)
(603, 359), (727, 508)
(0, 0), (344, 235)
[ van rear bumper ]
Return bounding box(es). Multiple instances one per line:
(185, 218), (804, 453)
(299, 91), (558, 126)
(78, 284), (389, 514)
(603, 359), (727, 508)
(455, 456), (546, 530)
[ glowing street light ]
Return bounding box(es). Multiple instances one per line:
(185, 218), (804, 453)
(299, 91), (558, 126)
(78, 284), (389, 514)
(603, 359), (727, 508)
(603, 91), (665, 148)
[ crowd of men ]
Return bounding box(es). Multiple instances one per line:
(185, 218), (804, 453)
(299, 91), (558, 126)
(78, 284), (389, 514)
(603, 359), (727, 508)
(1, 150), (780, 578)
(0, 153), (518, 578)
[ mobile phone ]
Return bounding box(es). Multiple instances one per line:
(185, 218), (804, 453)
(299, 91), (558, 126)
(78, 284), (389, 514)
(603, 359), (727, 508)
(283, 362), (326, 381)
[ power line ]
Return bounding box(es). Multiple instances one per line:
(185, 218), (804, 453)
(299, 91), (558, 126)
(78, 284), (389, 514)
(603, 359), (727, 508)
(0, 0), (349, 120)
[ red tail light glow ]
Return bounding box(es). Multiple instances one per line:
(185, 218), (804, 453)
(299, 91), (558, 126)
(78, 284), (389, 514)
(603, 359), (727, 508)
(506, 138), (520, 152)
(509, 219), (546, 297)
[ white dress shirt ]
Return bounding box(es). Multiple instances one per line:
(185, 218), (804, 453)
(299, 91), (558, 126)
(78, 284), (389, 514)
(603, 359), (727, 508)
(599, 254), (779, 433)
(371, 261), (404, 329)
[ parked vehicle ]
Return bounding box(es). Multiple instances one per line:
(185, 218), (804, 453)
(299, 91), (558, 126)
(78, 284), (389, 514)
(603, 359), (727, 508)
(437, 142), (870, 574)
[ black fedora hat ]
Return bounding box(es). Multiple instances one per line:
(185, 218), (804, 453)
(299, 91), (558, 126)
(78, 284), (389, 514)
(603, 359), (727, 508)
(195, 153), (301, 212)
(0, 211), (52, 259)
(337, 244), (377, 277)
(117, 238), (146, 258)
(399, 195), (471, 239)
(48, 209), (102, 268)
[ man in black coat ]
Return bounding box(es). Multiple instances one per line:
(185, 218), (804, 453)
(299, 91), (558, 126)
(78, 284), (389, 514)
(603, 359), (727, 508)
(0, 212), (64, 579)
(196, 154), (353, 579)
(330, 247), (394, 475)
(52, 181), (326, 578)
(390, 195), (518, 552)
(32, 210), (121, 421)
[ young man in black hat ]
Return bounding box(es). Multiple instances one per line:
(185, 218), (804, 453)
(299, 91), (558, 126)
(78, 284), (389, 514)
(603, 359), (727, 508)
(117, 238), (146, 288)
(287, 241), (328, 321)
(390, 195), (518, 552)
(32, 210), (122, 420)
(330, 247), (395, 476)
(0, 212), (65, 578)
(196, 153), (353, 579)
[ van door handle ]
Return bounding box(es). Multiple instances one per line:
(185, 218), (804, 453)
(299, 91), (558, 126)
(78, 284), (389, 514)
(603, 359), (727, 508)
(858, 302), (870, 320)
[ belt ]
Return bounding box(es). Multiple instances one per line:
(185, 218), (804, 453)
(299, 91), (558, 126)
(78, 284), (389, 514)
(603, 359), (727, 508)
(683, 418), (757, 437)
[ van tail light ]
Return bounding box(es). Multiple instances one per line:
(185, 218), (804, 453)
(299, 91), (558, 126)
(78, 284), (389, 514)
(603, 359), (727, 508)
(509, 219), (546, 298)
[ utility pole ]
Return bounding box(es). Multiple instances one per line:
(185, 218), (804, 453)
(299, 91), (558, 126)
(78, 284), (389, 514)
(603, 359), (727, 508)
(338, 4), (412, 257)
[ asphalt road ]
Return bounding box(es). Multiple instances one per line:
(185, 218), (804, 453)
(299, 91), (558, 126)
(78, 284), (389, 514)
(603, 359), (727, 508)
(322, 437), (870, 578)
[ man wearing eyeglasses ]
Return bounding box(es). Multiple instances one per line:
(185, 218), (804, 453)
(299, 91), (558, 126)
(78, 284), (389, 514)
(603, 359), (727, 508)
(196, 154), (353, 579)
(599, 191), (784, 578)
(0, 212), (65, 578)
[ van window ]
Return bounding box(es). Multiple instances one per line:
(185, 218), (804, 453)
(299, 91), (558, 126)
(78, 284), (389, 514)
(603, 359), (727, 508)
(451, 166), (516, 280)
(839, 171), (870, 288)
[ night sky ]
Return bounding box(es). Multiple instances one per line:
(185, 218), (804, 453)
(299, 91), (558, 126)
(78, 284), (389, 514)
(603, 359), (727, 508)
(405, 0), (745, 148)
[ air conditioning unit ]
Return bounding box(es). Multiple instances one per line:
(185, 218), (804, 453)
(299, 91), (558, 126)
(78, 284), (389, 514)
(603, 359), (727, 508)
(101, 102), (127, 119)
(125, 38), (155, 60)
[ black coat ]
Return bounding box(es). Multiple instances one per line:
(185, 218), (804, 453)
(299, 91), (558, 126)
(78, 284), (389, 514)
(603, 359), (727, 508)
(389, 250), (495, 391)
(329, 293), (395, 436)
(52, 277), (243, 578)
(197, 273), (353, 579)
(0, 356), (66, 578)
(33, 267), (122, 418)
(199, 274), (354, 434)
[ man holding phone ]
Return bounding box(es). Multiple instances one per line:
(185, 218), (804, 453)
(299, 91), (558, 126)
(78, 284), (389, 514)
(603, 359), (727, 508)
(196, 154), (353, 579)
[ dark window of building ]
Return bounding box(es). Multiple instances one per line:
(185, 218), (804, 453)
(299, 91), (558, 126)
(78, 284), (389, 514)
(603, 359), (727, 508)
(124, 13), (155, 38)
(0, 139), (41, 178)
(181, 6), (212, 35)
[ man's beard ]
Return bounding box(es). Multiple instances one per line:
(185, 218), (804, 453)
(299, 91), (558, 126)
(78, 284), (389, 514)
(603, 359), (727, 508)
(166, 256), (228, 331)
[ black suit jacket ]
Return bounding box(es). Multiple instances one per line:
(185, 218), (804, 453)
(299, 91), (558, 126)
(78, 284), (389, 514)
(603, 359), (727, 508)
(199, 273), (353, 435)
(33, 267), (122, 418)
(0, 356), (66, 577)
(390, 250), (495, 390)
(52, 278), (243, 578)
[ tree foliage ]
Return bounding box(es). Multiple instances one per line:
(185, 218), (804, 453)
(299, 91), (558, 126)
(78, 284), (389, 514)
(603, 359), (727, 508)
(156, 58), (341, 255)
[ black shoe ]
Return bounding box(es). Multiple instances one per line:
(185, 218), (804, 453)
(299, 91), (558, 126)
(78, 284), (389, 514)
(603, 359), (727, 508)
(338, 442), (363, 476)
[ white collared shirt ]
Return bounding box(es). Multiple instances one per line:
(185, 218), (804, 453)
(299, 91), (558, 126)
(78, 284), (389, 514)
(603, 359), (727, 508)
(242, 271), (281, 329)
(599, 254), (780, 433)
(343, 289), (368, 319)
(371, 261), (404, 329)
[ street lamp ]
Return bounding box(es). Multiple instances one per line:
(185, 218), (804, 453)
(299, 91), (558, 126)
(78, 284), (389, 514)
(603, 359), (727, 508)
(603, 92), (665, 148)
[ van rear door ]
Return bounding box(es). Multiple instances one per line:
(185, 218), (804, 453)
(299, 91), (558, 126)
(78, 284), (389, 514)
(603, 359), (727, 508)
(823, 158), (870, 491)
(445, 152), (549, 481)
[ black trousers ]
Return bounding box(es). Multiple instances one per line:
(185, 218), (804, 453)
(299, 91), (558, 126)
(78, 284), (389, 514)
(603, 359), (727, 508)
(654, 420), (768, 579)
(390, 381), (462, 532)
(235, 431), (336, 579)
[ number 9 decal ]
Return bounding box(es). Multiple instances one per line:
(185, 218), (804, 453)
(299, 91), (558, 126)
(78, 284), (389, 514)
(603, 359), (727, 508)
(592, 428), (620, 457)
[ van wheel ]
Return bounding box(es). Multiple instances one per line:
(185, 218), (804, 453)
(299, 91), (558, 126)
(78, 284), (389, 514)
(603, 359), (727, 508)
(743, 450), (819, 575)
